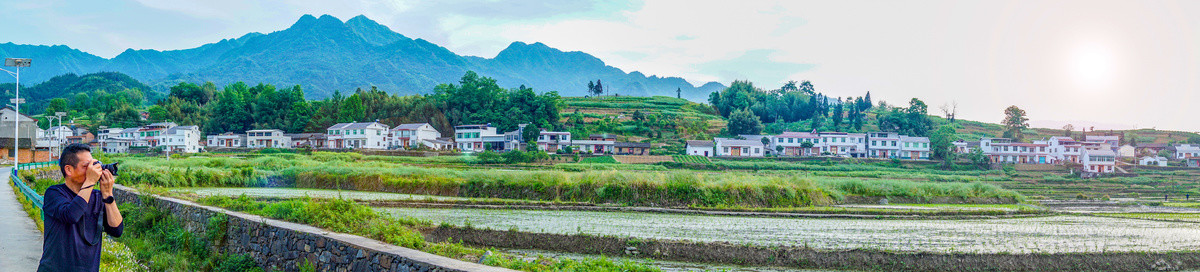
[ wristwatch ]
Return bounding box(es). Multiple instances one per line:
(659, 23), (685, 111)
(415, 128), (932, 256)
(103, 196), (115, 204)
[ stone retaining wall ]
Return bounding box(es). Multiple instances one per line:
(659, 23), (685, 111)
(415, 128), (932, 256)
(113, 185), (515, 272)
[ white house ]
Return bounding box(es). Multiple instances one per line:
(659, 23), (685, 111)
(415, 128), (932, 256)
(159, 125), (202, 153)
(247, 129), (292, 148)
(1085, 135), (1120, 150)
(1082, 148), (1117, 173)
(326, 121), (389, 149)
(206, 132), (246, 148)
(774, 132), (821, 157)
(685, 140), (715, 157)
(867, 132), (902, 159)
(899, 135), (931, 160)
(714, 137), (765, 157)
(454, 124), (503, 152)
(821, 132), (867, 158)
(536, 131), (572, 153)
(45, 126), (73, 145)
(1117, 144), (1136, 158)
(1138, 156), (1168, 166)
(1174, 144), (1200, 160)
(388, 123), (442, 149)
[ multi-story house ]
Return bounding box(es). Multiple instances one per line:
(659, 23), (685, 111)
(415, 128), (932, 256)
(454, 124), (502, 152)
(1174, 144), (1200, 161)
(822, 132), (867, 157)
(247, 129), (292, 148)
(45, 126), (72, 145)
(899, 136), (931, 160)
(159, 126), (202, 153)
(1082, 148), (1116, 173)
(1085, 135), (1120, 151)
(714, 137), (765, 157)
(388, 123), (441, 149)
(866, 132), (901, 158)
(774, 132), (821, 156)
(326, 121), (389, 149)
(206, 132), (246, 148)
(536, 131), (572, 152)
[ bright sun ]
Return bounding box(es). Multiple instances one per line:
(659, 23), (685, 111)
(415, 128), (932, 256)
(1069, 43), (1115, 90)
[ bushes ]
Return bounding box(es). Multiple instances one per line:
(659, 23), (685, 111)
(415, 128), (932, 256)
(578, 156), (618, 164)
(118, 203), (262, 272)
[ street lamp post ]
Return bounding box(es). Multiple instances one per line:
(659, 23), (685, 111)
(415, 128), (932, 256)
(2, 58), (31, 169)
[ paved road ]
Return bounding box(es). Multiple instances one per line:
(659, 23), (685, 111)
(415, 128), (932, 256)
(0, 167), (44, 271)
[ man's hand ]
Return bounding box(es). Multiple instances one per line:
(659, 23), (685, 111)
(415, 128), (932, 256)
(84, 160), (102, 188)
(98, 170), (115, 198)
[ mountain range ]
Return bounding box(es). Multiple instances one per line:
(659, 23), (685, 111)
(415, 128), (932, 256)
(0, 14), (725, 101)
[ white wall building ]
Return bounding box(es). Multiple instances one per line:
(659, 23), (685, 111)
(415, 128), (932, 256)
(326, 121), (389, 149)
(206, 133), (246, 148)
(454, 124), (502, 152)
(1175, 144), (1200, 160)
(1138, 156), (1168, 166)
(388, 123), (442, 149)
(537, 131), (572, 153)
(1082, 148), (1117, 173)
(159, 125), (202, 153)
(714, 138), (765, 157)
(866, 132), (902, 159)
(685, 140), (714, 157)
(247, 129), (292, 148)
(899, 135), (931, 160)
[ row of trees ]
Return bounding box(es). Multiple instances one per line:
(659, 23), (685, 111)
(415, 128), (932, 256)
(76, 71), (562, 136)
(711, 80), (879, 135)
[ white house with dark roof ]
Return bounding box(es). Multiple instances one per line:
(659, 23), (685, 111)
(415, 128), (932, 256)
(206, 132), (246, 148)
(326, 121), (389, 149)
(714, 137), (765, 157)
(160, 125), (202, 153)
(388, 123), (441, 149)
(685, 140), (715, 157)
(821, 132), (867, 157)
(247, 129), (292, 148)
(899, 135), (931, 160)
(1082, 148), (1117, 173)
(1138, 156), (1168, 166)
(1175, 144), (1200, 161)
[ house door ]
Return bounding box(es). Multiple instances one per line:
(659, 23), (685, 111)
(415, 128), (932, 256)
(732, 148), (742, 156)
(1039, 157), (1046, 164)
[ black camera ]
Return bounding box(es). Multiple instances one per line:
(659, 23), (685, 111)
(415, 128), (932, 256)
(97, 161), (119, 176)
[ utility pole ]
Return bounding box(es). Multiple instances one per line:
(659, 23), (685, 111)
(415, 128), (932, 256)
(1, 58), (30, 168)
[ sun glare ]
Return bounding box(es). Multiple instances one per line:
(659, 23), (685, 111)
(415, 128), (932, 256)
(1068, 43), (1115, 90)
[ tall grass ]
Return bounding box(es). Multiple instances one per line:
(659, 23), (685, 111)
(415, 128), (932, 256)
(119, 154), (1025, 207)
(200, 196), (661, 272)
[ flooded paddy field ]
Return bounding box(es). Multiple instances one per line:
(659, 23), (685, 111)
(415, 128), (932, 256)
(383, 207), (1200, 254)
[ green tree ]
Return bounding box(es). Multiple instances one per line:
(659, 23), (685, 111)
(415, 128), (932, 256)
(930, 125), (957, 162)
(727, 108), (763, 135)
(1002, 105), (1029, 141)
(44, 98), (69, 117)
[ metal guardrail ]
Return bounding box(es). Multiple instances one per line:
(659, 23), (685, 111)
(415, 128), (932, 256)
(10, 161), (56, 210)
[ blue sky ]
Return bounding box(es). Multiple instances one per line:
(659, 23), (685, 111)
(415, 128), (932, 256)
(2, 0), (1200, 131)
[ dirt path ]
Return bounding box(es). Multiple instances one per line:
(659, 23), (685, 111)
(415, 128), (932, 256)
(0, 167), (44, 270)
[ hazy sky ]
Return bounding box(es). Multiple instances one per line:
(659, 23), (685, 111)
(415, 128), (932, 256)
(2, 0), (1199, 132)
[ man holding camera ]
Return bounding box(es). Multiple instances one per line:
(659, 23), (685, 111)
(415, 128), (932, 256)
(37, 143), (123, 271)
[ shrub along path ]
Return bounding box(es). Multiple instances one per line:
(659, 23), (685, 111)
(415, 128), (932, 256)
(0, 167), (44, 271)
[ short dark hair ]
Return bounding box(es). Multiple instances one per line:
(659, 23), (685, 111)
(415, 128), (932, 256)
(60, 143), (92, 177)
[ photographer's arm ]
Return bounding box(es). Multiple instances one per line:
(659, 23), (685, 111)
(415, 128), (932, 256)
(99, 171), (124, 237)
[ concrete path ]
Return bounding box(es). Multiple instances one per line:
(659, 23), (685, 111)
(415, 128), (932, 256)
(0, 167), (44, 271)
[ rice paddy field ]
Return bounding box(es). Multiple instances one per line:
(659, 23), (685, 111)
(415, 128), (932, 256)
(112, 151), (1200, 271)
(382, 207), (1200, 254)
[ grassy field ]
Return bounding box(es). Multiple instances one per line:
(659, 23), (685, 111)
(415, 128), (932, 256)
(198, 196), (661, 272)
(113, 152), (1027, 208)
(1093, 212), (1200, 223)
